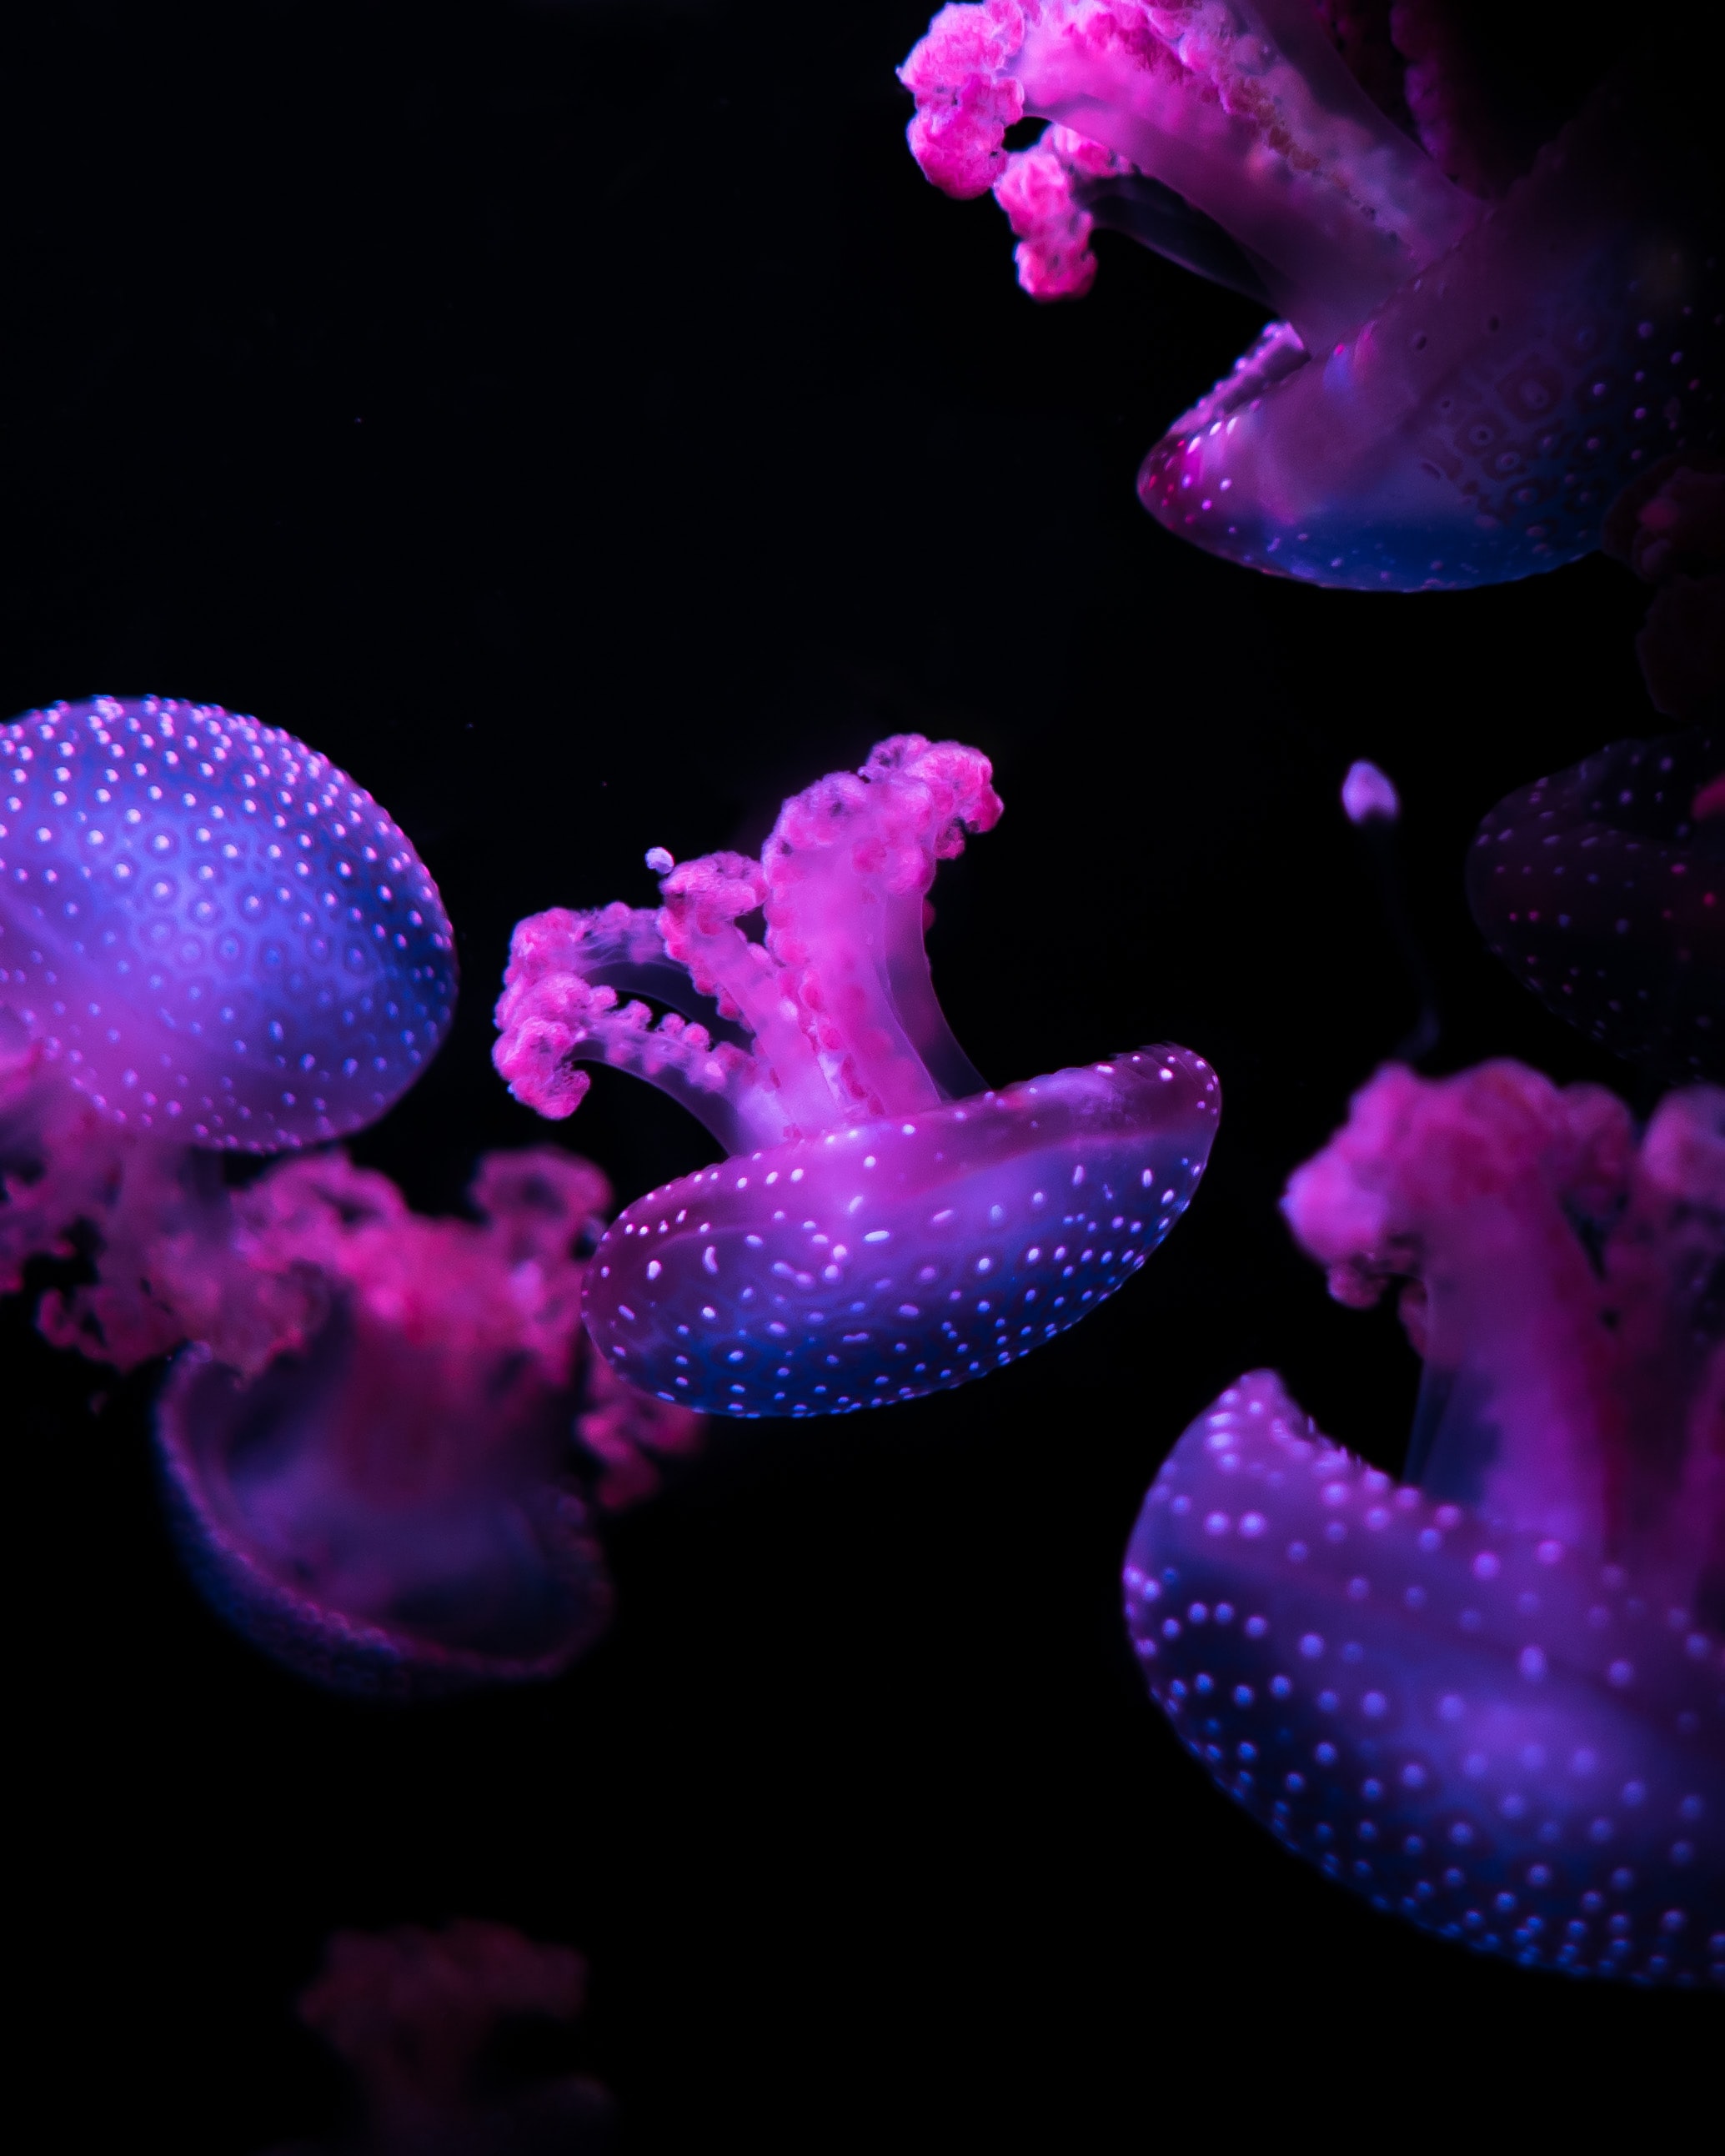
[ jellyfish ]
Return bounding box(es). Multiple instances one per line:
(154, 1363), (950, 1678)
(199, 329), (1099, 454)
(156, 1146), (704, 1697)
(493, 735), (1220, 1418)
(899, 2), (1722, 589)
(2, 693), (458, 1361)
(0, 694), (454, 1148)
(1124, 1059), (1724, 1984)
(273, 1920), (614, 2154)
(1602, 455), (1725, 723)
(1467, 720), (1724, 1083)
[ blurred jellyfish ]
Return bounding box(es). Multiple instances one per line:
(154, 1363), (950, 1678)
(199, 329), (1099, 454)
(494, 735), (1219, 1418)
(1125, 1059), (1723, 1983)
(899, 3), (1722, 589)
(266, 1920), (614, 2155)
(1602, 456), (1725, 723)
(2, 693), (457, 1360)
(157, 1146), (704, 1697)
(1467, 722), (1723, 1083)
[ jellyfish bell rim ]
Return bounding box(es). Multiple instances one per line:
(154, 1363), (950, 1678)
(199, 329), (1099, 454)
(1135, 63), (1724, 593)
(1125, 1371), (1724, 1986)
(582, 1044), (1221, 1420)
(155, 1340), (613, 1700)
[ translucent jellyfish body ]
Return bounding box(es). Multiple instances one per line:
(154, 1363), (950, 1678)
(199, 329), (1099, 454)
(0, 695), (454, 1149)
(1125, 1062), (1723, 1984)
(156, 1149), (702, 1697)
(494, 735), (1219, 1417)
(900, 3), (1722, 589)
(1467, 723), (1723, 1082)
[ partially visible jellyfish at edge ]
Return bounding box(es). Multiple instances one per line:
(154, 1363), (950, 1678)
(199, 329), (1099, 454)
(2, 694), (458, 1362)
(0, 694), (705, 1698)
(494, 734), (1220, 1418)
(1125, 1059), (1724, 1984)
(899, 1), (1722, 589)
(156, 1146), (705, 1698)
(1467, 720), (1723, 1083)
(263, 1920), (615, 2155)
(1602, 455), (1725, 724)
(0, 695), (455, 1151)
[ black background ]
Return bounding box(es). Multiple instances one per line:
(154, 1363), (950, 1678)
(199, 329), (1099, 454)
(3, 3), (1717, 2148)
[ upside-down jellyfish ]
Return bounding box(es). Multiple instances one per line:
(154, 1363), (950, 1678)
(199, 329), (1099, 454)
(494, 735), (1219, 1417)
(900, 3), (1722, 589)
(157, 1148), (703, 1697)
(1125, 1060), (1724, 1983)
(1467, 722), (1724, 1083)
(278, 1921), (614, 2156)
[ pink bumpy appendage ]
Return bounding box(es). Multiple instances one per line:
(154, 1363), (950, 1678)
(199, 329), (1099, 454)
(1125, 1060), (1724, 1983)
(495, 735), (1220, 1416)
(155, 1147), (704, 1697)
(900, 5), (1723, 589)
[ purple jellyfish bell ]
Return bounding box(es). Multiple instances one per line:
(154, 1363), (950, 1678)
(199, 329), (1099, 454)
(494, 735), (1220, 1418)
(899, 3), (1722, 589)
(154, 1149), (701, 1698)
(1467, 722), (1724, 1083)
(0, 694), (454, 1149)
(1125, 1060), (1724, 1985)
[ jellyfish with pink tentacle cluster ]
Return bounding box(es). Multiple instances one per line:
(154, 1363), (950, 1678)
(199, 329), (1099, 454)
(1, 695), (699, 1697)
(899, 2), (1722, 589)
(494, 735), (1220, 1419)
(1126, 1059), (1724, 1984)
(154, 1146), (702, 1699)
(3, 693), (457, 1352)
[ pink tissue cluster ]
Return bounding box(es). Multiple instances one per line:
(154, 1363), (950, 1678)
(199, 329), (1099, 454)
(899, 3), (1722, 589)
(1126, 1056), (1723, 1983)
(994, 124), (1127, 300)
(1284, 1061), (1723, 1598)
(150, 1143), (704, 1695)
(497, 735), (1003, 1151)
(901, 0), (1477, 336)
(495, 733), (1218, 1418)
(7, 980), (700, 1515)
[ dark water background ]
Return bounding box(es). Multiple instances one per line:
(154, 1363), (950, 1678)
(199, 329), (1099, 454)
(3, 3), (1713, 2147)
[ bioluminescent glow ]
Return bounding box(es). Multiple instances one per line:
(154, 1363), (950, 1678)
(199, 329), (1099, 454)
(900, 3), (1720, 589)
(0, 694), (454, 1148)
(3, 692), (457, 1367)
(1126, 1059), (1723, 1984)
(1468, 723), (1723, 1083)
(494, 734), (1219, 1417)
